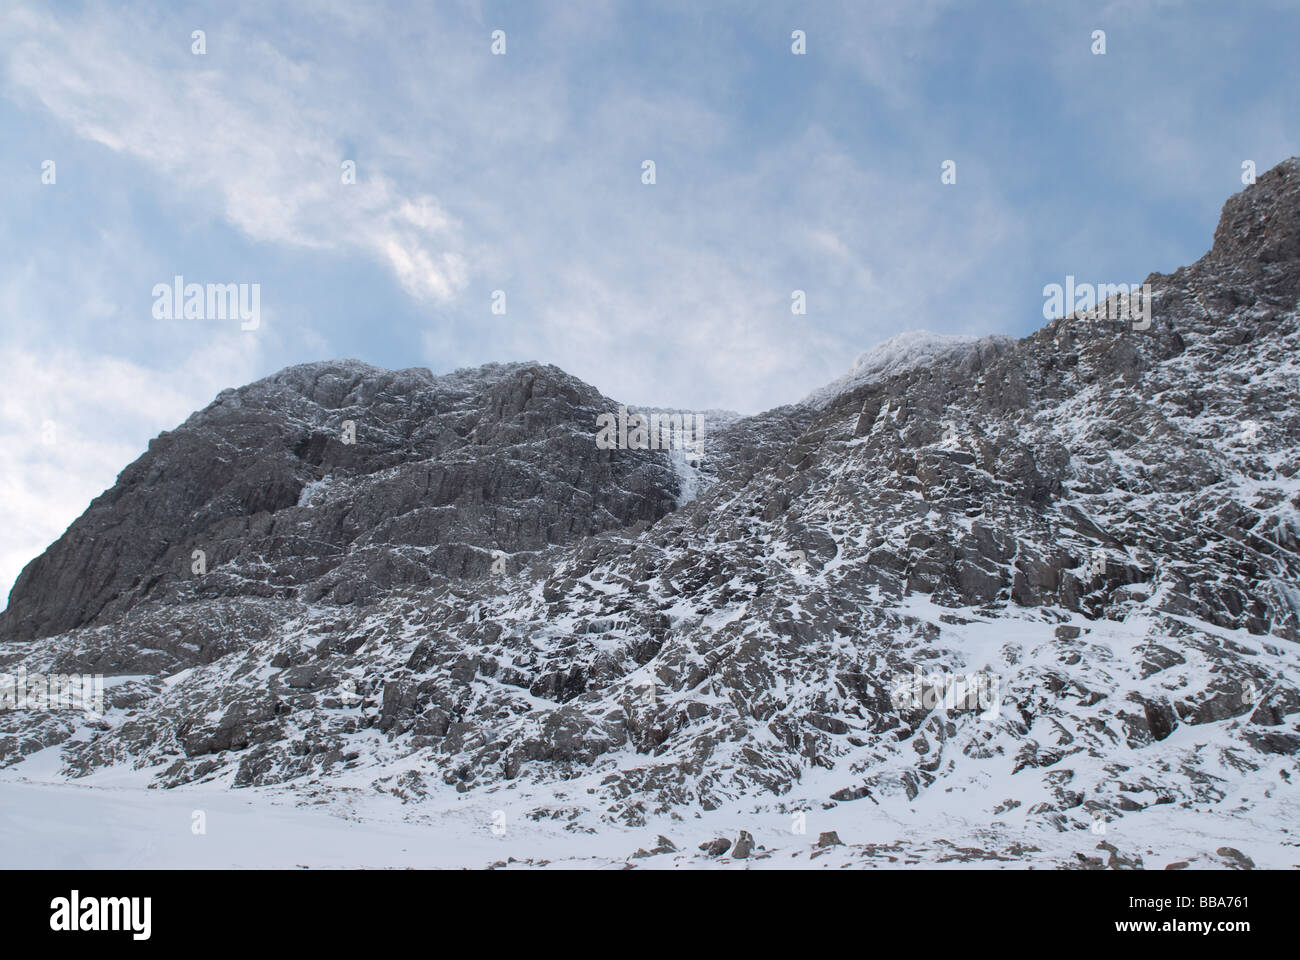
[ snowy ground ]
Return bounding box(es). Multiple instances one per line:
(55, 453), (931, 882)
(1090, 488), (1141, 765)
(4, 596), (1296, 870)
(3, 738), (1294, 869)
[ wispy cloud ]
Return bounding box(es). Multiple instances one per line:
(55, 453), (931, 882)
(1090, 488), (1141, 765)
(2, 0), (1297, 591)
(3, 3), (468, 302)
(0, 338), (264, 604)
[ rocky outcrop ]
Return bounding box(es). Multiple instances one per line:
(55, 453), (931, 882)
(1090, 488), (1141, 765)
(3, 159), (1299, 869)
(0, 361), (684, 642)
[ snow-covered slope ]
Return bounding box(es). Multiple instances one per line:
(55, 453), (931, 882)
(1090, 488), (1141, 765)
(3, 160), (1300, 870)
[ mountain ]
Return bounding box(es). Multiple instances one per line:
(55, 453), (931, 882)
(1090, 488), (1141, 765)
(3, 160), (1299, 869)
(0, 360), (685, 643)
(800, 330), (1015, 409)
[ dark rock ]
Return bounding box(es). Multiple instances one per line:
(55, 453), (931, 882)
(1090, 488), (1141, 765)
(733, 831), (754, 858)
(700, 838), (732, 857)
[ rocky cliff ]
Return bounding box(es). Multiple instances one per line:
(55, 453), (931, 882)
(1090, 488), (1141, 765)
(3, 160), (1299, 868)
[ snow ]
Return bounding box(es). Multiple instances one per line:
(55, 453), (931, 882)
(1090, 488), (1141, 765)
(3, 690), (1294, 870)
(802, 330), (1013, 409)
(3, 289), (1298, 870)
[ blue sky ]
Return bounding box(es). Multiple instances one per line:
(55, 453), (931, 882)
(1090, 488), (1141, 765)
(2, 0), (1299, 601)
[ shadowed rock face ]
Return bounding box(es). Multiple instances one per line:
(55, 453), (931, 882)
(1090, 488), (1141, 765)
(2, 160), (1299, 867)
(1211, 158), (1300, 275)
(0, 360), (685, 643)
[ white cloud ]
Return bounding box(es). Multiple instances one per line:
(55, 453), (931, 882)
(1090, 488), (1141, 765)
(0, 338), (264, 607)
(0, 0), (1035, 417)
(2, 4), (468, 303)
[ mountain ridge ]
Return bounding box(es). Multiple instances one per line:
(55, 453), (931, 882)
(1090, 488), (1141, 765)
(3, 158), (1299, 868)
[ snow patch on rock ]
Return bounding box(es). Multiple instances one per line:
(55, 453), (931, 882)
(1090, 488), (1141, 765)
(803, 330), (1015, 409)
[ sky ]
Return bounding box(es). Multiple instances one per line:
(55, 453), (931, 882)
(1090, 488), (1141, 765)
(2, 0), (1299, 604)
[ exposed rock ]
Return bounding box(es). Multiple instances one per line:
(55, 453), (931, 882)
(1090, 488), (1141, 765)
(732, 831), (754, 858)
(700, 837), (732, 857)
(1214, 847), (1256, 870)
(3, 160), (1300, 869)
(0, 362), (684, 643)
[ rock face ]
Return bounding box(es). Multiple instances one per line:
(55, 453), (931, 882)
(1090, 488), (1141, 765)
(3, 159), (1300, 867)
(0, 361), (684, 642)
(800, 330), (1015, 410)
